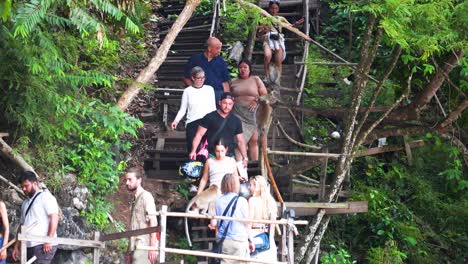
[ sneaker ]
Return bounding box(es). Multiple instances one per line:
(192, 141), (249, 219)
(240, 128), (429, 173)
(189, 184), (198, 193)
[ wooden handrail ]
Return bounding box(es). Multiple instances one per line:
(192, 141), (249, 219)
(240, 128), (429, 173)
(158, 210), (308, 225)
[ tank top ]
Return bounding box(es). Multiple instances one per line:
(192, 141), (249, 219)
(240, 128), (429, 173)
(208, 157), (236, 188)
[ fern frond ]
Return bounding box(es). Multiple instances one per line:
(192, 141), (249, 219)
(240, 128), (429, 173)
(14, 0), (54, 38)
(89, 0), (139, 34)
(69, 6), (105, 36)
(44, 14), (71, 29)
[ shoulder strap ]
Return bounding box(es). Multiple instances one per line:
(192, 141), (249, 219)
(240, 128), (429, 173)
(211, 113), (230, 143)
(23, 191), (43, 221)
(130, 191), (146, 223)
(218, 195), (239, 240)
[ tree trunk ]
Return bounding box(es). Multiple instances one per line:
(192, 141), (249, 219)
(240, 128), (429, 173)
(390, 49), (464, 121)
(437, 98), (468, 129)
(117, 0), (202, 111)
(294, 14), (377, 262)
(0, 137), (36, 173)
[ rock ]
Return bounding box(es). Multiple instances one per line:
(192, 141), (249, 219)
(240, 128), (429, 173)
(52, 249), (90, 264)
(1, 189), (23, 205)
(73, 197), (85, 210)
(57, 207), (91, 250)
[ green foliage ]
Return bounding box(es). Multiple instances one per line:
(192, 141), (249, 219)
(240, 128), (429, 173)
(366, 241), (407, 264)
(321, 244), (357, 264)
(13, 0), (139, 41)
(0, 0), (148, 228)
(176, 180), (191, 200)
(322, 136), (467, 263)
(215, 0), (266, 44)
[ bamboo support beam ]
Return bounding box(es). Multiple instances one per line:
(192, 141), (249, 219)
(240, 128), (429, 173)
(158, 211), (308, 225)
(295, 62), (358, 66)
(262, 134), (284, 203)
(0, 173), (25, 197)
(267, 150), (341, 158)
(292, 179), (319, 187)
(276, 121), (321, 150)
(295, 174), (320, 184)
(0, 137), (36, 173)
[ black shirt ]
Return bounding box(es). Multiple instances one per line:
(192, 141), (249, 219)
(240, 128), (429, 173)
(200, 111), (243, 156)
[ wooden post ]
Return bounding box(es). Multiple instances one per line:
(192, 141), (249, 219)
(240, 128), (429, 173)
(20, 226), (27, 264)
(281, 204), (287, 262)
(403, 136), (413, 166)
(93, 232), (100, 264)
(163, 92), (169, 127)
(160, 205), (168, 263)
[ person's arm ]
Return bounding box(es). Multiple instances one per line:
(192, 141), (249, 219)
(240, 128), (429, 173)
(197, 160), (210, 195)
(43, 213), (58, 253)
(256, 76), (268, 97)
(222, 81), (230, 93)
(0, 202), (9, 261)
(147, 213), (158, 262)
(236, 133), (248, 167)
(248, 77), (269, 111)
(189, 126), (208, 160)
(172, 89), (189, 130)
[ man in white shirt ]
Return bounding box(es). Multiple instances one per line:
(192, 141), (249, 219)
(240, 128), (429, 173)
(12, 171), (59, 264)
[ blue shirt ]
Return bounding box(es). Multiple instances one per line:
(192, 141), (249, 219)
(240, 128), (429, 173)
(216, 192), (249, 241)
(183, 53), (231, 100)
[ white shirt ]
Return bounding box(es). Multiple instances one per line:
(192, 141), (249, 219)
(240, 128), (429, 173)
(174, 85), (216, 126)
(21, 190), (59, 247)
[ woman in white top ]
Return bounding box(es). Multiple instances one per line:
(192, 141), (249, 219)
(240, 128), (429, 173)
(248, 175), (278, 260)
(171, 66), (217, 152)
(197, 139), (237, 196)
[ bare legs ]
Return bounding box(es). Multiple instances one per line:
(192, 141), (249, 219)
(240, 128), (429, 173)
(263, 45), (284, 84)
(248, 129), (259, 161)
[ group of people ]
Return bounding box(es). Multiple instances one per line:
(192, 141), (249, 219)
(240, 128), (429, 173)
(172, 33), (283, 261)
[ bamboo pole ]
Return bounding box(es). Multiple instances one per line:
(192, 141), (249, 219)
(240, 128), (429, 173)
(0, 138), (36, 173)
(267, 150), (341, 158)
(137, 246), (286, 264)
(261, 134), (284, 203)
(0, 173), (25, 197)
(276, 121), (321, 150)
(295, 62), (358, 66)
(159, 205), (167, 263)
(158, 211), (308, 225)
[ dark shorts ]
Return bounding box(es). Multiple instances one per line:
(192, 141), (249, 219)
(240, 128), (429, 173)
(27, 245), (58, 264)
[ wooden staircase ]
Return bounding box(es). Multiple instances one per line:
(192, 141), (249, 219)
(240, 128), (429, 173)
(143, 0), (325, 259)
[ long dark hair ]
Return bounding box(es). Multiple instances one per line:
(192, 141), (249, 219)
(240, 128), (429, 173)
(238, 59), (252, 77)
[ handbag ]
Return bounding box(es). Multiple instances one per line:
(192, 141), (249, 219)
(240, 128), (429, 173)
(209, 195), (239, 264)
(251, 232), (270, 255)
(269, 32), (280, 41)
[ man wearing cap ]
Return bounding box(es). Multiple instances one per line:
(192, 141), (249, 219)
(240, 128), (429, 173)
(183, 37), (231, 103)
(189, 92), (249, 168)
(12, 171), (59, 264)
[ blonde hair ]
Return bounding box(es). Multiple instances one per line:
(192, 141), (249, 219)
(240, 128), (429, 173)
(250, 175), (277, 220)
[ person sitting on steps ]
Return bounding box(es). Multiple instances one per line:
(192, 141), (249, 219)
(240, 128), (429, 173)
(258, 1), (304, 84)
